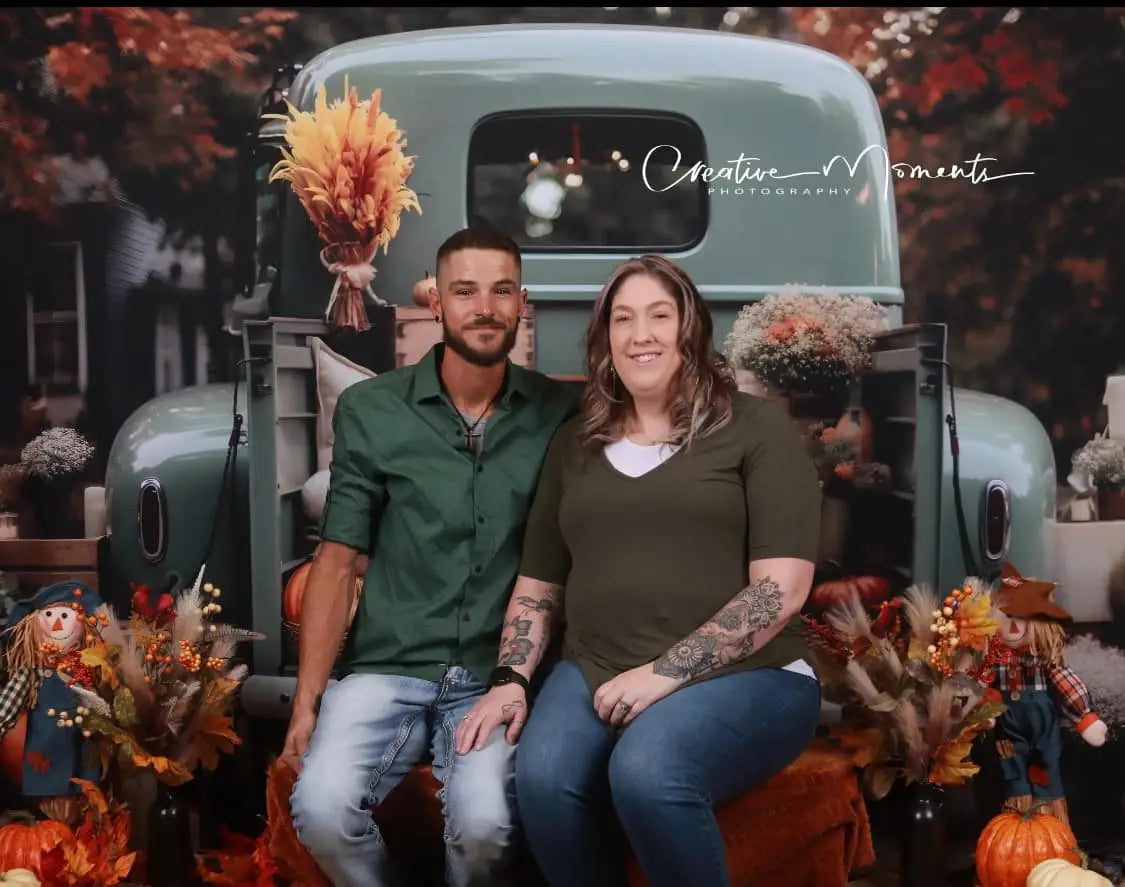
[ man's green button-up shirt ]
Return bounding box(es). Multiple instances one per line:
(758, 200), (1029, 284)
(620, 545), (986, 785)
(319, 343), (579, 686)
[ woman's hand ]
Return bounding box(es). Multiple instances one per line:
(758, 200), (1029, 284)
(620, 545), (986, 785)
(593, 663), (680, 728)
(454, 684), (528, 755)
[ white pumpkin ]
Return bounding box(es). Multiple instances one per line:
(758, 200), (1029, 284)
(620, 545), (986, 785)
(412, 272), (436, 307)
(0, 869), (41, 887)
(1026, 858), (1112, 887)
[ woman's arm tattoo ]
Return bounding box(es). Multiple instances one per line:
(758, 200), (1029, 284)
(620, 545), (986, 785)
(652, 576), (784, 681)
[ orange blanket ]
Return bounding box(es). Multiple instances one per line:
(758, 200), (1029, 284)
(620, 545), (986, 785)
(260, 739), (875, 887)
(626, 741), (877, 887)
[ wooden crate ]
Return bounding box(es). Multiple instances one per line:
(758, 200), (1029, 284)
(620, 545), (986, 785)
(0, 537), (100, 596)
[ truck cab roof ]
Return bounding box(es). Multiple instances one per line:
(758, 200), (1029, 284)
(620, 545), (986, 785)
(270, 23), (903, 362)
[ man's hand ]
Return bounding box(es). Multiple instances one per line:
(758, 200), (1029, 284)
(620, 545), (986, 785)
(593, 663), (680, 728)
(281, 706), (317, 774)
(454, 685), (527, 755)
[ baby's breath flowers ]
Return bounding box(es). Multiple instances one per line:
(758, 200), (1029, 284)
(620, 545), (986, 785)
(20, 427), (95, 479)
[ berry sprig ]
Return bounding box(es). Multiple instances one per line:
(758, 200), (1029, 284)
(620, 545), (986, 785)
(925, 583), (975, 677)
(179, 639), (203, 673)
(50, 705), (93, 737)
(802, 615), (853, 665)
(201, 582), (223, 627)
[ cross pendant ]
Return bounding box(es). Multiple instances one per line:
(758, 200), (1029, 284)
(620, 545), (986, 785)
(465, 432), (477, 452)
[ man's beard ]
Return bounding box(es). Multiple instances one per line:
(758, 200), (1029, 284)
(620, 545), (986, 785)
(443, 317), (519, 367)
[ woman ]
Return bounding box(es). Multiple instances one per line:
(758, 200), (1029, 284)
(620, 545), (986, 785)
(454, 254), (823, 887)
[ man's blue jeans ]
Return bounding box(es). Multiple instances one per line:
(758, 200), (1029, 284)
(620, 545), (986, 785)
(515, 660), (821, 887)
(290, 666), (517, 887)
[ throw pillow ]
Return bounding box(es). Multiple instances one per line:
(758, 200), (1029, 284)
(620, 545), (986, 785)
(312, 337), (377, 472)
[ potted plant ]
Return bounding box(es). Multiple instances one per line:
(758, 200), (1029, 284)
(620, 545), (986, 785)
(1070, 434), (1125, 520)
(803, 577), (1007, 887)
(64, 568), (262, 886)
(724, 288), (890, 420)
(18, 427), (95, 538)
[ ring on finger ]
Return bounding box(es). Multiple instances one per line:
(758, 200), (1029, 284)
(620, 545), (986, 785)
(617, 700), (633, 713)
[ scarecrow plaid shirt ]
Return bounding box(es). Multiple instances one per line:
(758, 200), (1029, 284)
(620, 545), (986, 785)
(990, 647), (1099, 732)
(0, 668), (31, 735)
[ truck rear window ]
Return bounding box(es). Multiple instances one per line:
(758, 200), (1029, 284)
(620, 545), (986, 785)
(468, 111), (707, 251)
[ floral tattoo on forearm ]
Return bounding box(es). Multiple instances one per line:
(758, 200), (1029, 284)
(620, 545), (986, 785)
(497, 585), (564, 668)
(653, 576), (784, 681)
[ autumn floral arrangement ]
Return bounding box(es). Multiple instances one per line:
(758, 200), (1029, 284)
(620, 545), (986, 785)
(724, 290), (890, 398)
(1067, 433), (1125, 520)
(804, 577), (1007, 797)
(65, 568), (262, 786)
(267, 76), (422, 333)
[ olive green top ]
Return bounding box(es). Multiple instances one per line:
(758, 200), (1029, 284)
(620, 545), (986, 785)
(519, 392), (822, 694)
(320, 343), (579, 685)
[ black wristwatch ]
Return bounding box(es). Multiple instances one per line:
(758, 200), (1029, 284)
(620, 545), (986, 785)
(488, 666), (530, 693)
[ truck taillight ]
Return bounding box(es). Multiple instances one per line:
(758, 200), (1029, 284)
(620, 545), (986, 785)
(980, 480), (1010, 563)
(138, 478), (168, 564)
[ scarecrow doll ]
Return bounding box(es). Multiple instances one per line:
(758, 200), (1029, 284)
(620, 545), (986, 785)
(0, 580), (109, 823)
(987, 563), (1108, 825)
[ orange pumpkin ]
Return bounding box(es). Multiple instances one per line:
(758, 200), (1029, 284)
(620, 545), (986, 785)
(0, 712), (27, 789)
(0, 814), (73, 878)
(283, 560), (313, 625)
(975, 807), (1081, 887)
(808, 574), (891, 613)
(412, 272), (436, 307)
(282, 558), (362, 627)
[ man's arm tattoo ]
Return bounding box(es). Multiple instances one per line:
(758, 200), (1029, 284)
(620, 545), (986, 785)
(653, 576), (784, 681)
(497, 586), (564, 668)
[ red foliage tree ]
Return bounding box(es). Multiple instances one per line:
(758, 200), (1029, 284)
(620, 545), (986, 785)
(0, 7), (296, 224)
(790, 7), (1125, 475)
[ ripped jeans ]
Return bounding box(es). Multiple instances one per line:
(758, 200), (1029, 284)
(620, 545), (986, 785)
(290, 666), (518, 887)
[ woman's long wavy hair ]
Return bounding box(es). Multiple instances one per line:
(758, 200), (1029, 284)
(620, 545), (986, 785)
(579, 254), (737, 451)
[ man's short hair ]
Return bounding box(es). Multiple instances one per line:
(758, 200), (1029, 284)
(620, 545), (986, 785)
(436, 226), (522, 277)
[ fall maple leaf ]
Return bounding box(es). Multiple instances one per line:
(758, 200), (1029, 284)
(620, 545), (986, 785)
(128, 746), (195, 785)
(824, 723), (886, 768)
(189, 711), (242, 772)
(71, 777), (109, 815)
(46, 41), (112, 102)
(929, 716), (993, 785)
(929, 737), (980, 784)
(60, 838), (97, 883)
(80, 642), (120, 689)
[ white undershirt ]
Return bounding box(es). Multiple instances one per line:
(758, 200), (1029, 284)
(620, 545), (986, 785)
(604, 437), (816, 681)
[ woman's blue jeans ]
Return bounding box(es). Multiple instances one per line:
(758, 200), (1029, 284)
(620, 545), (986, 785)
(515, 659), (821, 887)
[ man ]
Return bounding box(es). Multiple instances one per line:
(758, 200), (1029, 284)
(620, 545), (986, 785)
(284, 226), (578, 887)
